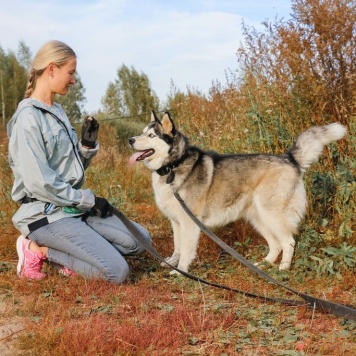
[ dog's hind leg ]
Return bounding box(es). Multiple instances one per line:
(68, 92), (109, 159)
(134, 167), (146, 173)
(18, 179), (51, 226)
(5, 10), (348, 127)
(253, 215), (296, 270)
(251, 219), (282, 265)
(277, 235), (295, 270)
(271, 193), (302, 270)
(251, 191), (300, 270)
(277, 189), (304, 270)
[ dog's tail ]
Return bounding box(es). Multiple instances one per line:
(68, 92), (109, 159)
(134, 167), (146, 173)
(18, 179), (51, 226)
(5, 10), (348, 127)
(289, 123), (346, 172)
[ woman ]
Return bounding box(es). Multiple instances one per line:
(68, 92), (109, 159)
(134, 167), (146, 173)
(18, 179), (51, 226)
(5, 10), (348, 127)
(7, 40), (150, 283)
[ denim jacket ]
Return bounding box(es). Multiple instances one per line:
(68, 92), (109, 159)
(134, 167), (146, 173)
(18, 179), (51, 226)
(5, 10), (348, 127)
(7, 98), (99, 236)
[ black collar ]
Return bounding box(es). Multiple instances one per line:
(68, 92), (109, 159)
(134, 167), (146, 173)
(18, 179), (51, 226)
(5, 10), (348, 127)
(156, 152), (189, 184)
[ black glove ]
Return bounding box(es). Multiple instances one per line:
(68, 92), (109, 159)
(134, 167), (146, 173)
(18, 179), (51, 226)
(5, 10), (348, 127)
(81, 116), (99, 148)
(92, 196), (113, 218)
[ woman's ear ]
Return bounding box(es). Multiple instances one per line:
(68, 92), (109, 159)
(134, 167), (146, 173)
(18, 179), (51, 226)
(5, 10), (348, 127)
(47, 62), (56, 77)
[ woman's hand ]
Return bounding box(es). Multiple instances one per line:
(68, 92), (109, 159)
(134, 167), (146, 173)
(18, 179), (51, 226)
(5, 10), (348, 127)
(81, 116), (99, 148)
(92, 196), (113, 218)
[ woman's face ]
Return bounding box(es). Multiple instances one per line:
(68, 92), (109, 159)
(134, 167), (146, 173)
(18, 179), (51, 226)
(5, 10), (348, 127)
(51, 56), (77, 95)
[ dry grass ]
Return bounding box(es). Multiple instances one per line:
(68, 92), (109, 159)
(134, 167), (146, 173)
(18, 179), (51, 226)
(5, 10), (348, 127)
(1, 118), (355, 355)
(1, 2), (355, 353)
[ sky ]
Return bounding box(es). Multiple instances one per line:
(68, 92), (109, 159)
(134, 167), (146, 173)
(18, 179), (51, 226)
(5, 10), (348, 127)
(0, 0), (292, 113)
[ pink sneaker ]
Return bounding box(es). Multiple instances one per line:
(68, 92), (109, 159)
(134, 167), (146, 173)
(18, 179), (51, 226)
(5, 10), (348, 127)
(16, 235), (46, 280)
(59, 267), (76, 277)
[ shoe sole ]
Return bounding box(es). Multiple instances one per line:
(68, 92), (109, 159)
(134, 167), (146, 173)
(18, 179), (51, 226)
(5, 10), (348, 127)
(16, 236), (25, 277)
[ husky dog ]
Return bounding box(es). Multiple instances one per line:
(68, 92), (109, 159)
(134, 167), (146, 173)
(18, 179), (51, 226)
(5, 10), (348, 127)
(129, 111), (346, 273)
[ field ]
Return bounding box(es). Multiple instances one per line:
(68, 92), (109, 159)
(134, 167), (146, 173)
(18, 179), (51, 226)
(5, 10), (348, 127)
(0, 113), (355, 355)
(1, 1), (356, 353)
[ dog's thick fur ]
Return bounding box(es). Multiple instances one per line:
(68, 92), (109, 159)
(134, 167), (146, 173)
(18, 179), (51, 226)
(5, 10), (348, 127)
(129, 111), (346, 273)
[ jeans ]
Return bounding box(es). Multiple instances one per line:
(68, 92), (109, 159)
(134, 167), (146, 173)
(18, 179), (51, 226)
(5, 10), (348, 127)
(29, 214), (151, 283)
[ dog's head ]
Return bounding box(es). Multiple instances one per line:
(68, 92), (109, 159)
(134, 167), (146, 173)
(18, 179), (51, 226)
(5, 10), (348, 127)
(129, 111), (180, 171)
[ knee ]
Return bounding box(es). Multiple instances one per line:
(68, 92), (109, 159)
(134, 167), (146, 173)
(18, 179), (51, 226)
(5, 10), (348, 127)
(103, 261), (130, 284)
(83, 258), (130, 284)
(113, 264), (130, 283)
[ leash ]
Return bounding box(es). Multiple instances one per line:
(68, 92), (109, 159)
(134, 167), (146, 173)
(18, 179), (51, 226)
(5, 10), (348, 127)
(113, 207), (303, 305)
(112, 205), (356, 319)
(171, 189), (356, 320)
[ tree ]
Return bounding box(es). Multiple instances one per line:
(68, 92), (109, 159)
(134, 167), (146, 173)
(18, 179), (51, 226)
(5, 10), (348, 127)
(17, 41), (32, 72)
(8, 51), (28, 112)
(56, 73), (86, 123)
(101, 81), (121, 118)
(237, 0), (356, 124)
(102, 64), (159, 119)
(0, 46), (28, 124)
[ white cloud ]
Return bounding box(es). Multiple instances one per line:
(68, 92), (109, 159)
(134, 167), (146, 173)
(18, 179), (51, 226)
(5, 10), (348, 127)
(0, 0), (292, 113)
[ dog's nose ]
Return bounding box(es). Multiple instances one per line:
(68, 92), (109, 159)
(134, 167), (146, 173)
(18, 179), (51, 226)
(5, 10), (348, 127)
(128, 137), (135, 146)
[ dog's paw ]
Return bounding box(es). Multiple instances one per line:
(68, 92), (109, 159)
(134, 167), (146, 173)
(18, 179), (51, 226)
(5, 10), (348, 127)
(161, 255), (180, 268)
(254, 260), (274, 269)
(160, 260), (170, 268)
(169, 269), (182, 276)
(278, 261), (291, 270)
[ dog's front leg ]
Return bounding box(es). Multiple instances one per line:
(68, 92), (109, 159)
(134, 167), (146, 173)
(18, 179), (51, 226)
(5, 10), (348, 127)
(170, 218), (201, 275)
(161, 220), (181, 268)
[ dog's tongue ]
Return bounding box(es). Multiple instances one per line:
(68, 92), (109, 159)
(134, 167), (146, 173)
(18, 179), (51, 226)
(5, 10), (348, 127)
(129, 152), (143, 165)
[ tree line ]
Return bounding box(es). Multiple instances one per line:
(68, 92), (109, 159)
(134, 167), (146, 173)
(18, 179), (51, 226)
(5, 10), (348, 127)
(0, 43), (159, 125)
(1, 0), (355, 128)
(0, 41), (29, 125)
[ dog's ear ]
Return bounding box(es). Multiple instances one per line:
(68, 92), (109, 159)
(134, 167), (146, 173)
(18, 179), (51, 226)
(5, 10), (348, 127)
(161, 112), (176, 136)
(151, 110), (160, 123)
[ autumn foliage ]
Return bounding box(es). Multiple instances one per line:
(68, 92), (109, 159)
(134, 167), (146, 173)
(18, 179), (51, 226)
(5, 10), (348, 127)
(0, 0), (355, 355)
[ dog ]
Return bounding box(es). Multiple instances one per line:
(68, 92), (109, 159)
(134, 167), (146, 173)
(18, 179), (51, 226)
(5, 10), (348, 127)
(129, 111), (346, 273)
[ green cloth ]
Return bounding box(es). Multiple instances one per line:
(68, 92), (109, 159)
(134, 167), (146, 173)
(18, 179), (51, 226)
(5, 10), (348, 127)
(62, 206), (82, 214)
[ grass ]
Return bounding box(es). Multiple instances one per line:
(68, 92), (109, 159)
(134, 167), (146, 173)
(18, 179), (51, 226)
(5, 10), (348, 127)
(0, 117), (355, 355)
(2, 3), (356, 352)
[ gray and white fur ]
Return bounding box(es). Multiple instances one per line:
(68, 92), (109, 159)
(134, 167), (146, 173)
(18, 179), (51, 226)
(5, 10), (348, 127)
(129, 112), (346, 274)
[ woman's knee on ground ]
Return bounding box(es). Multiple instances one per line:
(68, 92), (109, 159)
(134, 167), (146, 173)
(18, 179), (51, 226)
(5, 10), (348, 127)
(102, 259), (130, 284)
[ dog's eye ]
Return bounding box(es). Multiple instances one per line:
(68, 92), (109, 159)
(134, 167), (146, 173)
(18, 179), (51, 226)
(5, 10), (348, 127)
(148, 133), (155, 138)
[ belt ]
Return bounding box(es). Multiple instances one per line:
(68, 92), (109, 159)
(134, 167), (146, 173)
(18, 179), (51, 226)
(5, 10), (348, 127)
(21, 197), (38, 204)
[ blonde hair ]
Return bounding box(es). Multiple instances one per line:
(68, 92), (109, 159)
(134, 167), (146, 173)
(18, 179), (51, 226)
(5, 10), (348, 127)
(24, 40), (76, 98)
